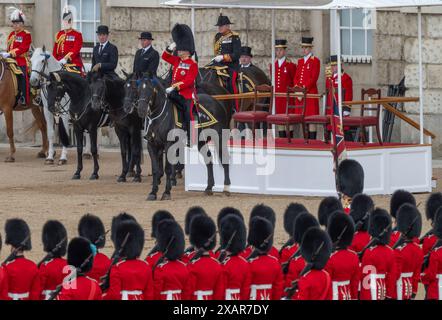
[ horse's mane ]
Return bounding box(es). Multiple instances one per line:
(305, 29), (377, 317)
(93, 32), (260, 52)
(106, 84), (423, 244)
(105, 76), (125, 106)
(59, 71), (91, 110)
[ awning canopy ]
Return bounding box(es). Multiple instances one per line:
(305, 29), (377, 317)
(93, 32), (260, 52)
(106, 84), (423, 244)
(162, 0), (442, 9)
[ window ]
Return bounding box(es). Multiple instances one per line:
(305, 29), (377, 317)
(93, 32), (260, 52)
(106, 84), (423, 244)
(60, 0), (101, 45)
(340, 9), (374, 63)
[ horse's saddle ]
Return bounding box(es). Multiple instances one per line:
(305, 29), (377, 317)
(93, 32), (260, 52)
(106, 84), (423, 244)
(62, 64), (82, 75)
(173, 102), (218, 129)
(204, 64), (230, 78)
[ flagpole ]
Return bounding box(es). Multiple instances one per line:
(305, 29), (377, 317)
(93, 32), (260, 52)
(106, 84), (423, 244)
(337, 9), (344, 129)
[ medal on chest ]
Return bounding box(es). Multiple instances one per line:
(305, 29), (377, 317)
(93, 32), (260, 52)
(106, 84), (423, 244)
(15, 36), (23, 43)
(180, 70), (186, 76)
(66, 35), (75, 42)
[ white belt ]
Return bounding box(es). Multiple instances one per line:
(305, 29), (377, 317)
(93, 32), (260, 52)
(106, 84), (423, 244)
(250, 284), (272, 300)
(42, 290), (56, 300)
(437, 274), (442, 300)
(225, 288), (241, 300)
(160, 290), (182, 300)
(194, 290), (213, 300)
(332, 280), (350, 300)
(369, 274), (386, 301)
(396, 272), (413, 300)
(121, 290), (143, 300)
(8, 292), (29, 300)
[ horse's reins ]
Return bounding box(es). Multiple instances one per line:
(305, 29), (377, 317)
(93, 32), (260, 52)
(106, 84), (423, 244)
(143, 87), (169, 137)
(123, 79), (139, 114)
(0, 59), (5, 81)
(91, 77), (109, 113)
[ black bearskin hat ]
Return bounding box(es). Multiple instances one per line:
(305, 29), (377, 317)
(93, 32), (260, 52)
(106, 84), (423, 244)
(249, 204), (276, 228)
(248, 216), (273, 253)
(284, 203), (308, 236)
(318, 197), (343, 227)
(349, 193), (374, 232)
(433, 207), (442, 239)
(67, 237), (94, 273)
(157, 220), (185, 261)
(5, 218), (31, 250)
(327, 211), (355, 249)
(426, 192), (442, 222)
(78, 213), (106, 249)
(368, 208), (392, 245)
(42, 220), (67, 256)
(293, 213), (320, 244)
(189, 215), (216, 250)
(337, 159), (364, 198)
(111, 212), (137, 245)
(185, 206), (207, 236)
(151, 210), (175, 238)
(115, 220), (145, 260)
(390, 190), (416, 219)
(217, 207), (244, 229)
(396, 203), (422, 239)
(172, 23), (195, 55)
(220, 214), (247, 256)
(301, 227), (332, 270)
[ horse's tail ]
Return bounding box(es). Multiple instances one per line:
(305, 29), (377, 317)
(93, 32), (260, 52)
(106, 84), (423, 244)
(58, 120), (70, 147)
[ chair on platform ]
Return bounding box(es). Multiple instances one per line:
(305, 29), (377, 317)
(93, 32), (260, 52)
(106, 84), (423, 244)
(342, 88), (383, 145)
(232, 84), (273, 138)
(266, 86), (307, 143)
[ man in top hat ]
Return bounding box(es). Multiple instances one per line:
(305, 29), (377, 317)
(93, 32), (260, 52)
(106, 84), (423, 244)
(325, 212), (360, 300)
(153, 220), (190, 300)
(279, 203), (308, 265)
(1, 7), (32, 106)
(56, 237), (102, 300)
(163, 23), (198, 146)
(293, 36), (321, 140)
(422, 193), (442, 256)
(240, 46), (253, 69)
(389, 190), (417, 248)
(38, 220), (68, 300)
(3, 218), (40, 300)
(213, 14), (242, 111)
(337, 159), (365, 214)
(146, 210), (175, 268)
(349, 193), (374, 254)
(53, 8), (84, 74)
(133, 32), (159, 76)
(91, 25), (119, 78)
(103, 220), (154, 300)
(393, 204), (423, 300)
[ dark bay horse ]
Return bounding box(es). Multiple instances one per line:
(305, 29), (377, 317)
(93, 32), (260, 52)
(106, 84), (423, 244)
(0, 57), (48, 162)
(137, 77), (231, 201)
(89, 72), (143, 182)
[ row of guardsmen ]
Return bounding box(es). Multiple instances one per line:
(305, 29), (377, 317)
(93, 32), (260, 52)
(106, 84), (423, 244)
(0, 160), (442, 300)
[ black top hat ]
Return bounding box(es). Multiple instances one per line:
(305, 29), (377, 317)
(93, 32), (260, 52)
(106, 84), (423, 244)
(275, 39), (288, 48)
(329, 55), (339, 65)
(240, 46), (253, 57)
(139, 32), (154, 40)
(215, 14), (233, 26)
(301, 36), (314, 47)
(96, 25), (109, 35)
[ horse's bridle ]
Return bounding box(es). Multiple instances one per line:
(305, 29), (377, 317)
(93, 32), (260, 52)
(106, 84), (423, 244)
(139, 80), (168, 137)
(123, 78), (139, 114)
(91, 77), (109, 112)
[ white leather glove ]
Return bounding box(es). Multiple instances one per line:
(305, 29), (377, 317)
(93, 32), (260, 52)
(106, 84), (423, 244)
(165, 86), (176, 94)
(167, 42), (177, 52)
(1, 52), (10, 58)
(214, 55), (224, 63)
(343, 110), (351, 117)
(58, 58), (67, 66)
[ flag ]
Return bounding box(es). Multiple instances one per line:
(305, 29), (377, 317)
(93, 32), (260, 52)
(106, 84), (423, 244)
(331, 92), (347, 164)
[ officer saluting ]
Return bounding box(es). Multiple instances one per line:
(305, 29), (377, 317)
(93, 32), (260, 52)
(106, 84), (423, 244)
(133, 32), (159, 76)
(91, 25), (118, 78)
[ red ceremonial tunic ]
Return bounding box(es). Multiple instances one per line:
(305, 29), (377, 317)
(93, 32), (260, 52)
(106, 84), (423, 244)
(162, 51), (198, 100)
(325, 72), (353, 110)
(349, 231), (371, 254)
(222, 255), (251, 300)
(85, 252), (111, 283)
(293, 54), (320, 116)
(57, 275), (102, 300)
(293, 269), (332, 300)
(53, 29), (84, 69)
(181, 250), (215, 264)
(185, 254), (225, 300)
(103, 259), (154, 300)
(422, 234), (438, 256)
(280, 243), (299, 266)
(421, 244), (442, 300)
(270, 58), (297, 114)
(389, 231), (420, 248)
(0, 266), (9, 300)
(325, 249), (360, 300)
(146, 251), (162, 269)
(38, 257), (68, 300)
(284, 255), (306, 291)
(3, 256), (40, 300)
(153, 259), (189, 300)
(394, 242), (423, 300)
(248, 254), (283, 300)
(240, 245), (279, 261)
(360, 245), (399, 300)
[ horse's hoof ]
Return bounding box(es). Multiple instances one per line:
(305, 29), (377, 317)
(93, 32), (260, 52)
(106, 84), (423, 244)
(90, 174), (99, 180)
(72, 174), (81, 180)
(83, 153), (92, 160)
(161, 193), (171, 201)
(176, 172), (183, 179)
(117, 176), (127, 183)
(45, 159), (54, 165)
(37, 151), (46, 159)
(127, 171), (135, 178)
(58, 159), (67, 166)
(205, 189), (214, 196)
(147, 194), (157, 201)
(133, 176), (142, 183)
(5, 156), (15, 163)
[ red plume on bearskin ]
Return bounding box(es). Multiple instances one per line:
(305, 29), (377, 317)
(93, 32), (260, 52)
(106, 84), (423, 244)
(172, 23), (195, 55)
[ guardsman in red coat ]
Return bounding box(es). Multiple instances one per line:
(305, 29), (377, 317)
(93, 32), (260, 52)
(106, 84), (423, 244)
(349, 194), (374, 254)
(2, 219), (40, 300)
(393, 204), (423, 300)
(53, 9), (84, 74)
(103, 221), (154, 300)
(293, 36), (321, 140)
(337, 159), (365, 214)
(247, 217), (284, 300)
(146, 210), (175, 268)
(78, 214), (111, 283)
(389, 190), (417, 248)
(153, 220), (190, 300)
(280, 203), (308, 265)
(325, 212), (360, 300)
(38, 220), (68, 300)
(1, 8), (32, 105)
(214, 207), (244, 259)
(182, 207), (209, 264)
(360, 209), (398, 300)
(284, 213), (319, 292)
(422, 208), (442, 300)
(56, 237), (102, 300)
(163, 24), (198, 146)
(0, 233), (9, 300)
(185, 215), (225, 300)
(422, 193), (442, 256)
(289, 228), (332, 300)
(219, 214), (251, 300)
